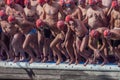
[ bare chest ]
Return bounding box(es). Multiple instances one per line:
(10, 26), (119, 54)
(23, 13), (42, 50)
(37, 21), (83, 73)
(24, 8), (36, 16)
(45, 5), (59, 15)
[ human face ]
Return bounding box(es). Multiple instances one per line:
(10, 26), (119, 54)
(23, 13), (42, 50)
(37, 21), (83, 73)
(68, 20), (76, 31)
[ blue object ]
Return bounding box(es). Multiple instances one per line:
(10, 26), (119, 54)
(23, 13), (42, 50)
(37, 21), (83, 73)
(29, 29), (37, 34)
(0, 27), (2, 33)
(65, 4), (71, 7)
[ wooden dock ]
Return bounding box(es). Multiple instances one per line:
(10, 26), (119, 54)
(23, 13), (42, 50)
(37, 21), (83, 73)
(0, 61), (120, 80)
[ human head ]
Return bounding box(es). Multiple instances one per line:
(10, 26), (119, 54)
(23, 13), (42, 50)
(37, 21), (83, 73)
(36, 19), (44, 28)
(90, 30), (100, 38)
(65, 15), (76, 31)
(7, 0), (15, 8)
(103, 29), (111, 38)
(8, 15), (16, 24)
(57, 20), (65, 30)
(65, 15), (73, 23)
(59, 0), (65, 7)
(112, 0), (118, 9)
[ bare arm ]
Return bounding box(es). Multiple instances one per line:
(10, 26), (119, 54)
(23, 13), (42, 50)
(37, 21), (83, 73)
(110, 12), (114, 29)
(5, 6), (10, 15)
(99, 37), (106, 51)
(64, 25), (71, 43)
(40, 5), (46, 20)
(77, 8), (82, 21)
(88, 36), (97, 51)
(58, 5), (65, 20)
(82, 16), (88, 24)
(100, 11), (107, 26)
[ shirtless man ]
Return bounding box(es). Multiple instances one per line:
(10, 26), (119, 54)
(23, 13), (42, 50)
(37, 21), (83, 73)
(65, 15), (90, 65)
(88, 27), (108, 66)
(7, 15), (25, 62)
(104, 29), (120, 66)
(24, 0), (37, 23)
(62, 0), (83, 64)
(0, 10), (10, 60)
(36, 0), (46, 61)
(42, 0), (65, 64)
(16, 19), (41, 64)
(42, 0), (65, 36)
(84, 0), (107, 30)
(110, 0), (120, 29)
(50, 20), (70, 64)
(6, 0), (25, 21)
(36, 19), (51, 62)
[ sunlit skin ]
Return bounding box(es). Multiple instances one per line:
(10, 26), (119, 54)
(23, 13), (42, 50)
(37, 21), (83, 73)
(16, 20), (41, 64)
(104, 29), (120, 67)
(83, 3), (107, 29)
(88, 27), (109, 66)
(41, 0), (65, 64)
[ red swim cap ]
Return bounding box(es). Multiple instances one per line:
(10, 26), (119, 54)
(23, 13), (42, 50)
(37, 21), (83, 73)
(112, 1), (118, 8)
(37, 0), (46, 5)
(36, 19), (44, 28)
(65, 15), (73, 23)
(8, 15), (16, 23)
(0, 10), (6, 17)
(103, 29), (111, 37)
(24, 0), (30, 5)
(57, 20), (65, 29)
(88, 0), (96, 5)
(90, 30), (99, 38)
(7, 0), (14, 5)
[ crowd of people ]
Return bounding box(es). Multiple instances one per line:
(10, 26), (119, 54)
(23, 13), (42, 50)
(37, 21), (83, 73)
(0, 0), (120, 67)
